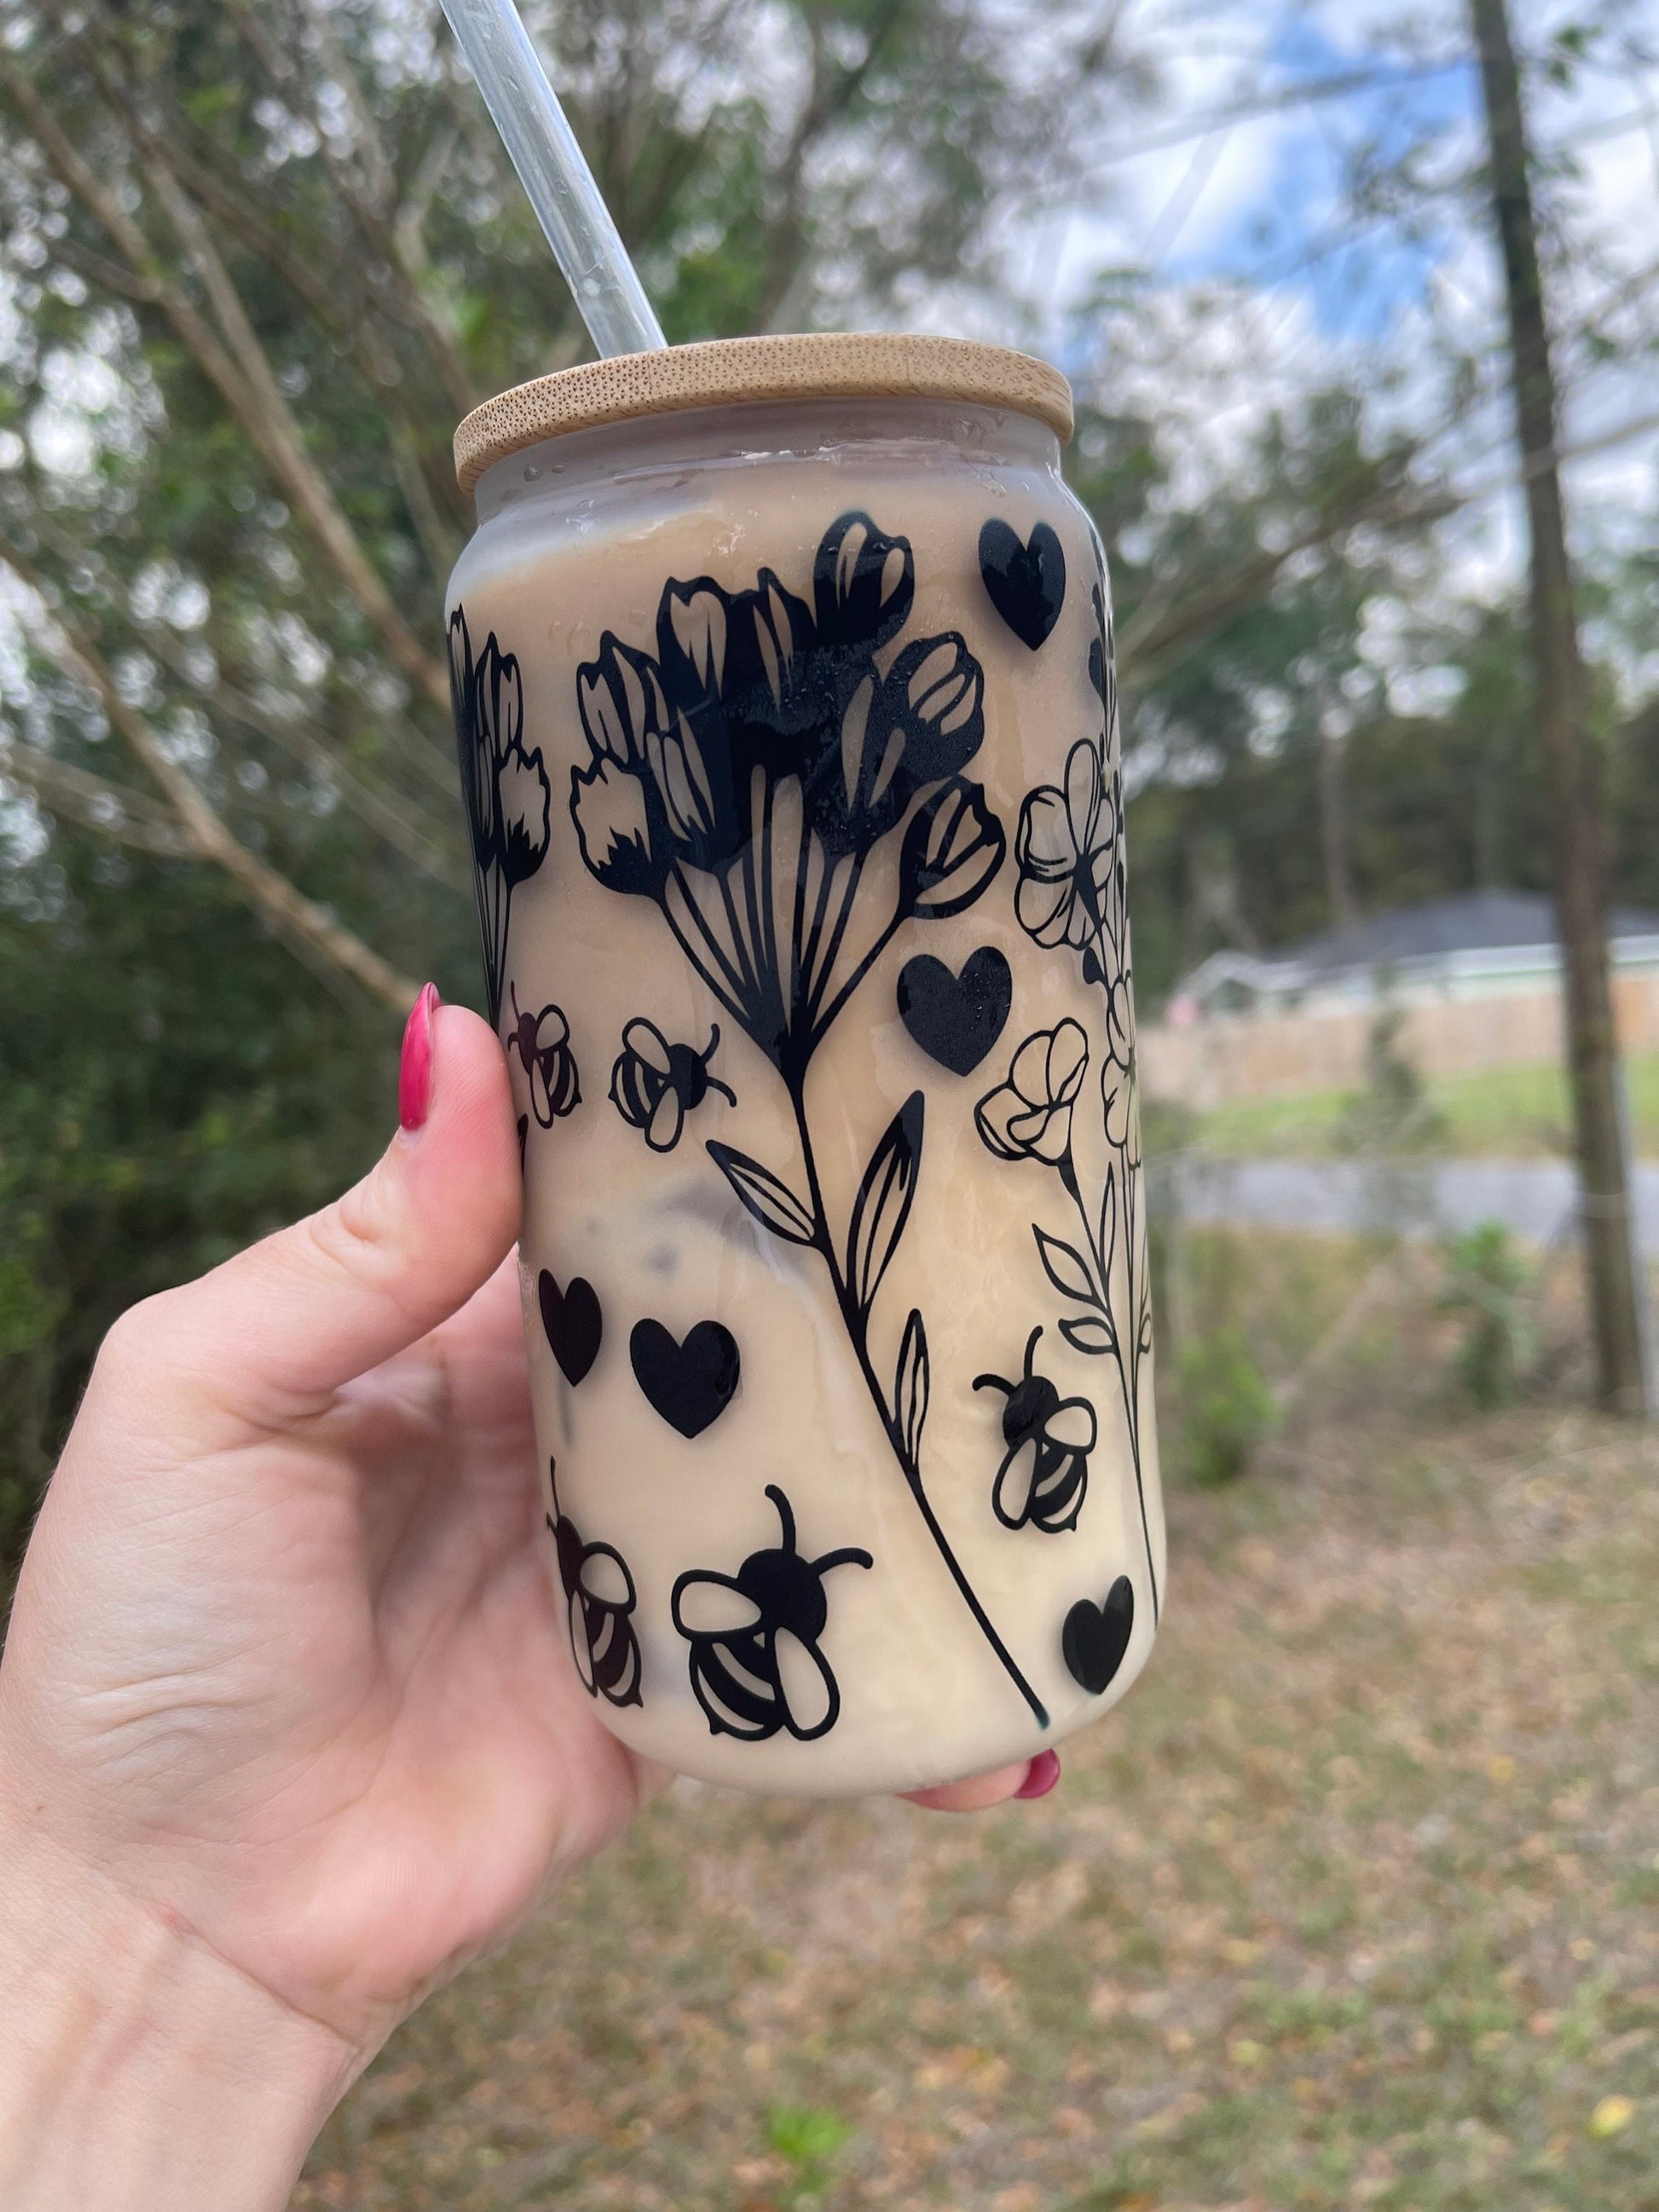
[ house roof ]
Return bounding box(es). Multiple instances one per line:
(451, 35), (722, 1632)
(1172, 890), (1659, 1012)
(1283, 890), (1659, 979)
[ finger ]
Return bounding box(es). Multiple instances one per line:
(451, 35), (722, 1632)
(903, 1750), (1060, 1812)
(125, 992), (519, 1417)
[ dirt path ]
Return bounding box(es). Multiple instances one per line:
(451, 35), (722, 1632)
(294, 1408), (1659, 2211)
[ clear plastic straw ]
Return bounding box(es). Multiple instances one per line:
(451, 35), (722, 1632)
(439, 0), (666, 358)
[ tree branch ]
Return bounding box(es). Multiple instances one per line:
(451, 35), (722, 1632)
(0, 51), (450, 715)
(72, 15), (471, 531)
(1119, 480), (1454, 679)
(140, 147), (451, 712)
(0, 738), (193, 857)
(8, 555), (418, 1012)
(138, 630), (469, 892)
(230, 0), (480, 421)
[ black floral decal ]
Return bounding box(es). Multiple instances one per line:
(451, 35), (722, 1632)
(449, 608), (552, 1029)
(979, 517), (1066, 651)
(896, 945), (1012, 1077)
(974, 1325), (1095, 1533)
(572, 510), (1048, 1728)
(547, 1463), (642, 1707)
(630, 1316), (741, 1437)
(992, 560), (1159, 1625)
(976, 1018), (1090, 1164)
(672, 1484), (871, 1741)
(610, 1019), (735, 1152)
(509, 984), (581, 1126)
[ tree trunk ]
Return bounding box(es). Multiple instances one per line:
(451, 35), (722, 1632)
(1471, 0), (1649, 1412)
(1318, 720), (1357, 933)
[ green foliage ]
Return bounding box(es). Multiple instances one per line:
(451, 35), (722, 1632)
(1438, 1222), (1535, 1409)
(1336, 1003), (1448, 1155)
(0, 840), (396, 1567)
(1175, 1327), (1275, 1486)
(764, 2103), (853, 2200)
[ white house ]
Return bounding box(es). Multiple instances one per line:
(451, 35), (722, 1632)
(1166, 891), (1659, 1027)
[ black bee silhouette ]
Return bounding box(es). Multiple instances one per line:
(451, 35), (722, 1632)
(974, 1325), (1096, 1533)
(508, 984), (581, 1126)
(610, 1019), (735, 1152)
(671, 1485), (872, 1741)
(546, 1462), (642, 1707)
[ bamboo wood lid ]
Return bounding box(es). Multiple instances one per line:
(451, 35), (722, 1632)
(453, 332), (1073, 494)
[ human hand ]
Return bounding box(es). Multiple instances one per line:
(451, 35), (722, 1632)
(0, 990), (1047, 2210)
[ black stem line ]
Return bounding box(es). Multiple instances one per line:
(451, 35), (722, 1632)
(715, 862), (760, 1008)
(759, 779), (780, 1010)
(812, 898), (906, 1045)
(488, 867), (510, 1031)
(1084, 919), (1160, 1626)
(806, 848), (868, 1027)
(798, 840), (844, 1018)
(1060, 1136), (1159, 1626)
(787, 1076), (1050, 1729)
(789, 791), (812, 1014)
(660, 903), (747, 1037)
(669, 863), (749, 1002)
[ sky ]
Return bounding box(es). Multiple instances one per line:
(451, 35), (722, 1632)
(1003, 0), (1659, 626)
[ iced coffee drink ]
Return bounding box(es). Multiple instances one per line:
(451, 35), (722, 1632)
(446, 334), (1164, 1796)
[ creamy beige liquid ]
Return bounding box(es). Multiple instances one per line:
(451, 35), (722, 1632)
(448, 396), (1165, 1795)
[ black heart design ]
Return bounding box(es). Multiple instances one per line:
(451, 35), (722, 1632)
(979, 517), (1066, 651)
(1062, 1574), (1135, 1695)
(539, 1269), (603, 1388)
(897, 947), (1013, 1077)
(630, 1318), (741, 1438)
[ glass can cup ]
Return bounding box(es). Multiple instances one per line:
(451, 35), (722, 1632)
(445, 334), (1165, 1797)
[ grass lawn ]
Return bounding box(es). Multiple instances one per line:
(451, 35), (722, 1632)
(1190, 1051), (1659, 1160)
(294, 1402), (1659, 2211)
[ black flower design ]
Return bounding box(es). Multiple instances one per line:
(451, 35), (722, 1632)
(449, 608), (552, 1027)
(975, 1020), (1090, 1165)
(574, 511), (1048, 1730)
(998, 552), (1159, 1626)
(1014, 736), (1115, 954)
(508, 984), (581, 1127)
(1103, 1054), (1142, 1167)
(570, 511), (1002, 1080)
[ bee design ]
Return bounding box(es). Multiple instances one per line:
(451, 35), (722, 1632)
(974, 1325), (1096, 1533)
(546, 1461), (643, 1707)
(508, 984), (581, 1126)
(610, 1019), (735, 1152)
(671, 1485), (872, 1741)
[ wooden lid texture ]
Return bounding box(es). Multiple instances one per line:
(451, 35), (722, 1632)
(453, 332), (1073, 494)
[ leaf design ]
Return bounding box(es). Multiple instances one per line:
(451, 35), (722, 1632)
(846, 1092), (924, 1317)
(894, 1308), (929, 1468)
(1099, 1161), (1118, 1280)
(1061, 1314), (1116, 1356)
(1034, 1227), (1098, 1308)
(708, 1141), (818, 1247)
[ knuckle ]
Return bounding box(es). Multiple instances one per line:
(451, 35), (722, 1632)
(95, 1291), (176, 1380)
(299, 1165), (413, 1304)
(85, 1290), (203, 1417)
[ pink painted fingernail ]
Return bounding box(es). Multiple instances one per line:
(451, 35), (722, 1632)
(399, 984), (440, 1130)
(1016, 1749), (1061, 1800)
